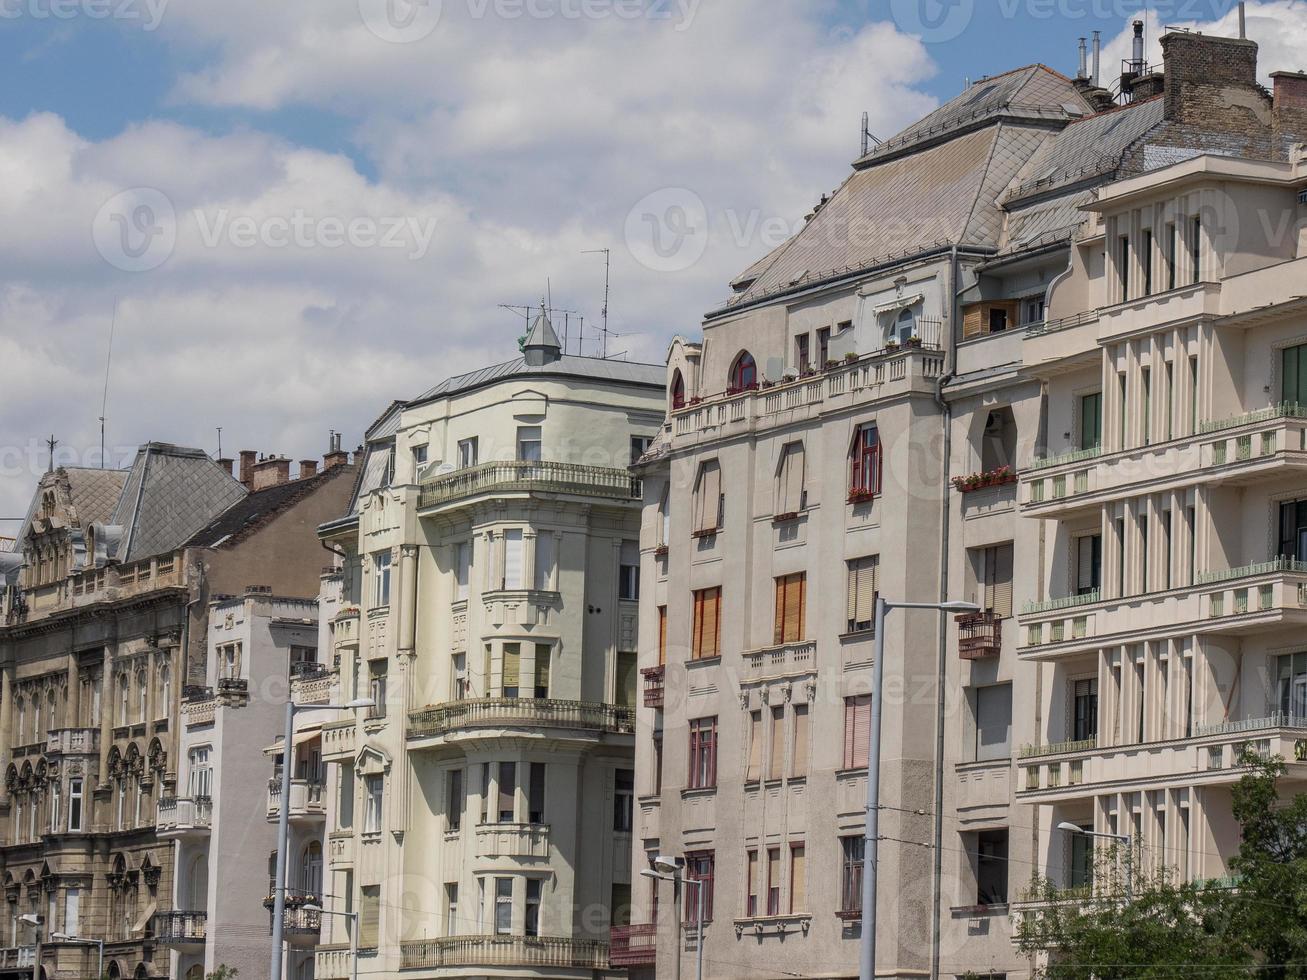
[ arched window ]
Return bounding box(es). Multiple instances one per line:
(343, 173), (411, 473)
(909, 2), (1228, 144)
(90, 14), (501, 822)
(849, 424), (882, 499)
(670, 370), (686, 411)
(728, 352), (757, 392)
(118, 675), (129, 726)
(32, 697), (41, 745)
(136, 669), (148, 723)
(15, 698), (24, 744)
(46, 690), (56, 732)
(158, 665), (171, 718)
(895, 307), (917, 345)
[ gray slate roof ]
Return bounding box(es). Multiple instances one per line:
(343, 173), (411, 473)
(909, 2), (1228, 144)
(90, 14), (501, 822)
(109, 443), (246, 563)
(412, 354), (663, 405)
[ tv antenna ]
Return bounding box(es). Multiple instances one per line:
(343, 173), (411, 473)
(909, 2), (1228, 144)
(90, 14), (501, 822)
(99, 298), (117, 468)
(860, 112), (882, 156)
(582, 248), (611, 358)
(498, 301), (583, 352)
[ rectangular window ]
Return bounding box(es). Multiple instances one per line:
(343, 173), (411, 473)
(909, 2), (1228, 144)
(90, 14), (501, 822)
(974, 684), (1012, 762)
(49, 780), (60, 833)
(976, 830), (1009, 906)
(767, 706), (785, 781)
(1069, 829), (1094, 890)
(480, 762), (491, 825)
(338, 764), (355, 829)
(497, 762), (516, 822)
(686, 852), (714, 922)
(64, 887), (80, 937)
(532, 532), (555, 591)
(533, 644), (551, 699)
(373, 551), (392, 607)
(1077, 534), (1103, 595)
(971, 544), (1014, 619)
(849, 425), (881, 496)
(1276, 653), (1307, 718)
(360, 886), (380, 948)
(1284, 343), (1307, 407)
(988, 307), (1008, 333)
(458, 437), (478, 469)
(792, 704), (809, 778)
(1079, 392), (1102, 450)
(619, 540), (640, 600)
(454, 542), (470, 601)
(447, 769), (464, 832)
(1142, 368), (1152, 446)
(494, 877), (513, 935)
(1167, 222), (1178, 290)
(789, 843), (806, 913)
(776, 442), (807, 515)
(1118, 235), (1131, 300)
(517, 426), (542, 462)
(364, 775), (383, 833)
(445, 883), (459, 937)
(846, 555), (879, 634)
(693, 461), (723, 534)
(630, 435), (653, 465)
(745, 710), (762, 783)
(1119, 372), (1128, 448)
(817, 327), (831, 367)
(1143, 229), (1154, 295)
(841, 836), (864, 913)
(611, 882), (632, 929)
(795, 333), (811, 373)
(613, 769), (633, 832)
(746, 849), (759, 916)
(68, 778), (83, 833)
(525, 879), (542, 936)
(691, 587), (722, 660)
(1023, 296), (1045, 326)
(843, 696), (871, 770)
(765, 847), (781, 916)
(772, 573), (807, 645)
(688, 717), (718, 790)
(1191, 216), (1202, 284)
(529, 763), (546, 824)
(368, 664), (387, 719)
(501, 643), (520, 698)
(503, 530), (524, 590)
(412, 444), (428, 469)
(658, 607), (668, 666)
(1073, 679), (1099, 742)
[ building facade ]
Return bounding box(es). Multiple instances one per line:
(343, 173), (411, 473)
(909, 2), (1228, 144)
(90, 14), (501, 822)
(627, 27), (1307, 980)
(299, 320), (665, 980)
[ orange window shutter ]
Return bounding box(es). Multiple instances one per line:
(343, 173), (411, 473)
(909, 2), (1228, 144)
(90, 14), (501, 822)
(773, 577), (785, 646)
(659, 607), (668, 666)
(691, 592), (704, 659)
(709, 589), (721, 657)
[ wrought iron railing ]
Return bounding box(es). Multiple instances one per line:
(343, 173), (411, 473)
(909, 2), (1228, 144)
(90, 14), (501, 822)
(1195, 556), (1307, 586)
(1023, 590), (1101, 616)
(1198, 401), (1307, 435)
(152, 910), (207, 944)
(609, 924), (657, 968)
(957, 612), (1002, 659)
(1028, 445), (1102, 472)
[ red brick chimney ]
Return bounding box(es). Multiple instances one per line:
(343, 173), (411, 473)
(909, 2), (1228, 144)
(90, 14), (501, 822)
(251, 456), (291, 491)
(1160, 31), (1268, 130)
(1272, 71), (1307, 149)
(299, 459), (319, 480)
(238, 450), (257, 489)
(323, 431), (348, 470)
(217, 457), (235, 477)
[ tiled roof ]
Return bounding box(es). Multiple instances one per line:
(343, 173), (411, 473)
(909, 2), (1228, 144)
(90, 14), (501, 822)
(62, 468), (128, 527)
(109, 443), (247, 563)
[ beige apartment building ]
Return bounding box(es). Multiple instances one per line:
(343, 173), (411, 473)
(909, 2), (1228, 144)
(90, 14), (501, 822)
(298, 319), (666, 980)
(627, 26), (1307, 980)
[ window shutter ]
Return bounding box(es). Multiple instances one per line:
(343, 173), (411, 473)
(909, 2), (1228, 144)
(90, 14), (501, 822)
(503, 530), (524, 590)
(658, 607), (668, 665)
(773, 577), (786, 646)
(994, 545), (1014, 619)
(746, 711), (762, 782)
(848, 557), (878, 630)
(695, 462), (722, 532)
(792, 704), (809, 778)
(975, 685), (1013, 761)
(790, 845), (806, 913)
(703, 589), (721, 658)
(533, 533), (554, 590)
(360, 887), (380, 948)
(534, 644), (551, 696)
(768, 706), (785, 780)
(692, 592), (704, 658)
(778, 443), (806, 513)
(502, 645), (520, 694)
(845, 696), (871, 769)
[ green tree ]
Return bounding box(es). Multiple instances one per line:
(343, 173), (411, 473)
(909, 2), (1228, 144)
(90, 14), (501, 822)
(206, 968), (238, 980)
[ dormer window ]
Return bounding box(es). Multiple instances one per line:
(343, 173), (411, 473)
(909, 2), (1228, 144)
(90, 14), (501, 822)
(728, 352), (757, 393)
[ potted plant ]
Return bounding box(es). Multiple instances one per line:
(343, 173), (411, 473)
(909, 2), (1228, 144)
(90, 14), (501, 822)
(843, 352), (859, 364)
(905, 335), (923, 349)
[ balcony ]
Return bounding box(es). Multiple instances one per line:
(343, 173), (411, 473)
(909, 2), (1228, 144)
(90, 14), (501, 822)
(321, 719), (356, 762)
(157, 796), (212, 838)
(290, 665), (334, 706)
(316, 945), (353, 980)
(742, 639), (816, 681)
(280, 904), (323, 947)
(419, 460), (639, 511)
(957, 612), (1002, 660)
(332, 609), (360, 648)
(267, 779), (326, 822)
(0, 947), (34, 970)
(475, 822), (551, 859)
(152, 910), (207, 947)
(44, 727), (100, 757)
(609, 924), (656, 968)
(1019, 560), (1307, 659)
(1017, 716), (1307, 804)
(399, 936), (610, 971)
(408, 698), (634, 745)
(641, 666), (665, 709)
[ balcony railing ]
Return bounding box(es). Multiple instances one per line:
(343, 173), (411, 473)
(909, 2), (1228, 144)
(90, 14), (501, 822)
(1019, 737), (1097, 759)
(1195, 557), (1307, 586)
(0, 947), (34, 969)
(419, 460), (639, 509)
(957, 612), (1002, 659)
(641, 666), (665, 709)
(45, 727), (101, 755)
(152, 910), (207, 945)
(1194, 713), (1307, 738)
(1198, 401), (1307, 435)
(609, 923), (656, 968)
(267, 779), (326, 820)
(408, 698), (634, 741)
(1028, 445), (1103, 472)
(157, 796), (213, 833)
(399, 936), (610, 970)
(1023, 590), (1100, 617)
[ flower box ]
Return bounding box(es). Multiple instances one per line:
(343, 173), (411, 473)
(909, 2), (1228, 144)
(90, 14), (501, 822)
(951, 467), (1017, 493)
(691, 528), (718, 540)
(847, 489), (876, 505)
(726, 382), (760, 396)
(772, 512), (801, 524)
(654, 545), (669, 559)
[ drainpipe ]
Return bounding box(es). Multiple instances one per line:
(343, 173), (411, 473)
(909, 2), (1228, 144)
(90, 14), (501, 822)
(929, 243), (961, 980)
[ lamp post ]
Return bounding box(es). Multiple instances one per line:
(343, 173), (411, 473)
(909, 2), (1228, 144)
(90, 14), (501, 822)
(859, 597), (980, 980)
(1057, 822), (1133, 899)
(301, 904), (358, 980)
(50, 933), (104, 978)
(270, 697), (373, 980)
(642, 854), (705, 980)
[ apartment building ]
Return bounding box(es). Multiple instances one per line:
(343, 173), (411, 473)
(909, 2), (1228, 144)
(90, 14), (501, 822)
(297, 319), (665, 980)
(0, 440), (353, 979)
(626, 26), (1307, 980)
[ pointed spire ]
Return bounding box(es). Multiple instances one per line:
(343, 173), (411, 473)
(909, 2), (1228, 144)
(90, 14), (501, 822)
(523, 299), (562, 365)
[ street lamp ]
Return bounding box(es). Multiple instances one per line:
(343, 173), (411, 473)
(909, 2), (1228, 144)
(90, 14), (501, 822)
(301, 904), (358, 980)
(859, 597), (980, 980)
(50, 932), (104, 978)
(641, 853), (705, 980)
(270, 697), (374, 980)
(1057, 822), (1133, 899)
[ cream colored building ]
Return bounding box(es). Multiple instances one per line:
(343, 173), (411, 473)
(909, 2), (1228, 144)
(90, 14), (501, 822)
(299, 318), (665, 980)
(628, 26), (1307, 980)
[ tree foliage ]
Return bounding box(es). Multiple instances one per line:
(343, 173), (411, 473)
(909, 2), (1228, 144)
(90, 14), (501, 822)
(1016, 753), (1307, 979)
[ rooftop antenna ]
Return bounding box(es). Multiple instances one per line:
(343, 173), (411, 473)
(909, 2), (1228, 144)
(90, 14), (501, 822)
(860, 112), (881, 155)
(216, 427), (223, 459)
(45, 435), (58, 474)
(99, 298), (117, 468)
(582, 247), (611, 358)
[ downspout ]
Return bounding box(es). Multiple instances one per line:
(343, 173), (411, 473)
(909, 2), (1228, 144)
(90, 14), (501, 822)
(930, 243), (961, 980)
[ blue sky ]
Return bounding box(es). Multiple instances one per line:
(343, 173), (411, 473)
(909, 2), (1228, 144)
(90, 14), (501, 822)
(0, 0), (1299, 527)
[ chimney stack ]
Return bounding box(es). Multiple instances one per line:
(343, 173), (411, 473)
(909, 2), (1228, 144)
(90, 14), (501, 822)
(1271, 72), (1307, 154)
(238, 450), (257, 489)
(1239, 1), (1247, 39)
(1132, 21), (1145, 71)
(1092, 30), (1102, 87)
(251, 456), (291, 491)
(1078, 37), (1088, 81)
(1159, 29), (1262, 126)
(323, 431), (349, 470)
(217, 457), (234, 477)
(299, 459), (319, 480)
